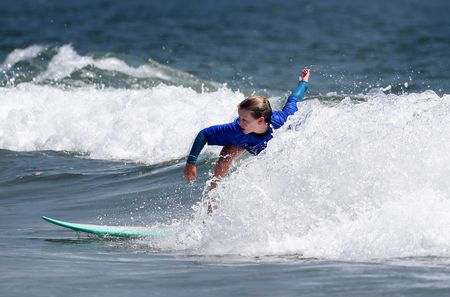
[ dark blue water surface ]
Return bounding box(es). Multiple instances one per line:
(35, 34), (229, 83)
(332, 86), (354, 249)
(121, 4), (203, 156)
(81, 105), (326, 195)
(1, 1), (450, 296)
(1, 0), (449, 94)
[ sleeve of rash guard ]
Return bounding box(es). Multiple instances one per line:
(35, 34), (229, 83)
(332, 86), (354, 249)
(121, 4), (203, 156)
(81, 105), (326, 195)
(186, 121), (239, 165)
(271, 81), (309, 129)
(186, 130), (207, 165)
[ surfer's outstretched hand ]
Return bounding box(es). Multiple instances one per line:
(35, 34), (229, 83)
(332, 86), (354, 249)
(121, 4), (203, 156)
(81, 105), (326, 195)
(184, 164), (197, 183)
(299, 68), (310, 82)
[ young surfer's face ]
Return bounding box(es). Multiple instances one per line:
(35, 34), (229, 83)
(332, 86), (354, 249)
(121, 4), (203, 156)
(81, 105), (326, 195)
(238, 109), (266, 134)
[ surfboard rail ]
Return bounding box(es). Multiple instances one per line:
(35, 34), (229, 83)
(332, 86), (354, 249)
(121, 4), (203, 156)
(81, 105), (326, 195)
(42, 216), (168, 238)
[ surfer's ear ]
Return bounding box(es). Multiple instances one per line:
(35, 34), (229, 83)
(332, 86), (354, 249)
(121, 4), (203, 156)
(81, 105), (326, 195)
(257, 116), (266, 124)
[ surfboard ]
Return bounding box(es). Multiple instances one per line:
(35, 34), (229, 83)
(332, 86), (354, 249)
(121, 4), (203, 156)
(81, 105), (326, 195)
(42, 216), (168, 238)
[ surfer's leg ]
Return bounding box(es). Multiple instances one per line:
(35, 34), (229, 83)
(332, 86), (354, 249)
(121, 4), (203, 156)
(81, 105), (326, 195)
(210, 146), (245, 190)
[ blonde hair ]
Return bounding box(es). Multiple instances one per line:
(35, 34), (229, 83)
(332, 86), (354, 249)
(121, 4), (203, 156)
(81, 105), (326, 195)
(238, 96), (272, 122)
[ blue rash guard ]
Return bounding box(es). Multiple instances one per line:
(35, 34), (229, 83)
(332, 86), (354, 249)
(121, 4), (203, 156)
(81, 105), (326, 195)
(186, 81), (309, 164)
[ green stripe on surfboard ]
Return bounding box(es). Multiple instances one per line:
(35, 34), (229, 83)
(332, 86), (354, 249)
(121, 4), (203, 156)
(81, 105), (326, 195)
(42, 216), (168, 238)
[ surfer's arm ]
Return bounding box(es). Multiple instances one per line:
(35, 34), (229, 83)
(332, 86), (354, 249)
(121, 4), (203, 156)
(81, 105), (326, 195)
(271, 70), (310, 129)
(185, 120), (239, 166)
(184, 122), (239, 182)
(184, 130), (207, 182)
(186, 130), (207, 165)
(283, 81), (309, 115)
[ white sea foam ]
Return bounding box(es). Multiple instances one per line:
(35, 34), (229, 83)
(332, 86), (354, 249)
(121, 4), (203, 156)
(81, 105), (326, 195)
(166, 90), (450, 259)
(0, 83), (243, 164)
(1, 45), (46, 70)
(36, 44), (170, 81)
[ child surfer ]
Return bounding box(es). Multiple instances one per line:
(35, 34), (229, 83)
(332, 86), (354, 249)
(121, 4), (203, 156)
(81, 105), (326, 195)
(184, 68), (310, 189)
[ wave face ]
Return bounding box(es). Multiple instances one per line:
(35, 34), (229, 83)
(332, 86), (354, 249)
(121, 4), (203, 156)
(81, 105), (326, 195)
(0, 44), (219, 90)
(153, 90), (450, 259)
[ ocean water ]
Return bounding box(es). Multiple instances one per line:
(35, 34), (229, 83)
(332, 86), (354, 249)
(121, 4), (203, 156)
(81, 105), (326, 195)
(1, 0), (450, 296)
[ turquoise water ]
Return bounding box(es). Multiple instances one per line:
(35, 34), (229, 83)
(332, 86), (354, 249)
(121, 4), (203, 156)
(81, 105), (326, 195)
(1, 0), (450, 296)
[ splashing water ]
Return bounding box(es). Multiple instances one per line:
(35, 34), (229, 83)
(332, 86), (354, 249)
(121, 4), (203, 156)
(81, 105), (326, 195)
(153, 90), (450, 260)
(1, 45), (46, 70)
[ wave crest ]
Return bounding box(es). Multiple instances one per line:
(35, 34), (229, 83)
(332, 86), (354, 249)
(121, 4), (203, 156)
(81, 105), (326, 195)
(170, 90), (450, 259)
(1, 44), (219, 90)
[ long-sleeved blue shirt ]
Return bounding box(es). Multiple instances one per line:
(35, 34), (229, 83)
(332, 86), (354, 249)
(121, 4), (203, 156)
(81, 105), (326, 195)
(187, 81), (308, 164)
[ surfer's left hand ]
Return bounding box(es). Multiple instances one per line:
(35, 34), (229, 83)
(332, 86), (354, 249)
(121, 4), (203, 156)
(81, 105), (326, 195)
(183, 164), (197, 183)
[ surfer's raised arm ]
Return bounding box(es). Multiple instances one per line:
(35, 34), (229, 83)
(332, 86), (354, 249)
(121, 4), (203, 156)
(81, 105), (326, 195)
(183, 68), (311, 187)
